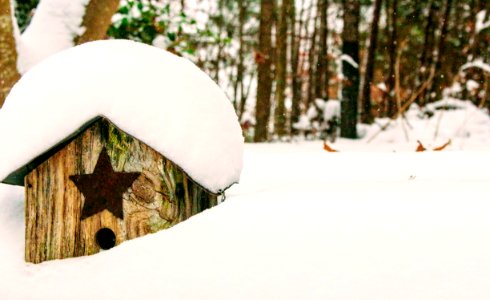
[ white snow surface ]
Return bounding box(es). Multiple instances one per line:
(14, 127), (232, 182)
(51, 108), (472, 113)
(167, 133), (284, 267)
(0, 39), (244, 193)
(1, 142), (490, 299)
(16, 0), (89, 73)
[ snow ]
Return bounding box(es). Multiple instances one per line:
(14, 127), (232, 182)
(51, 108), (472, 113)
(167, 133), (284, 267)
(1, 140), (490, 299)
(16, 0), (89, 73)
(0, 39), (243, 194)
(292, 114), (311, 131)
(466, 79), (480, 92)
(461, 58), (490, 74)
(323, 99), (340, 121)
(376, 82), (387, 92)
(363, 98), (490, 149)
(340, 54), (359, 69)
(476, 10), (490, 33)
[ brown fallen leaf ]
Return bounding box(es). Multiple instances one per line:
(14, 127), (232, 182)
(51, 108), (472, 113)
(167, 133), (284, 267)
(323, 141), (339, 152)
(416, 140), (426, 152)
(433, 139), (451, 151)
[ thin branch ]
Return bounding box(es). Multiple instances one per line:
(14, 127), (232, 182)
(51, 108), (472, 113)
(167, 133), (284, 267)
(367, 67), (435, 143)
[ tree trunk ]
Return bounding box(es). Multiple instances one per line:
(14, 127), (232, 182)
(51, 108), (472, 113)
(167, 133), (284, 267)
(235, 0), (247, 118)
(213, 0), (225, 84)
(359, 0), (382, 124)
(417, 0), (438, 106)
(254, 0), (275, 142)
(340, 0), (360, 138)
(385, 0), (398, 117)
(74, 0), (120, 45)
(289, 0), (302, 134)
(307, 8), (319, 108)
(274, 0), (289, 138)
(316, 0), (329, 100)
(0, 0), (21, 108)
(428, 0), (453, 101)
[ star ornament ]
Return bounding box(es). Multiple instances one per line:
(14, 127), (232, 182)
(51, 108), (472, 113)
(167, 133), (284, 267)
(70, 148), (140, 220)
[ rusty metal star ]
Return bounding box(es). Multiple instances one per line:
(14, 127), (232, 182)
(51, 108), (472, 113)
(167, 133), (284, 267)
(70, 147), (140, 220)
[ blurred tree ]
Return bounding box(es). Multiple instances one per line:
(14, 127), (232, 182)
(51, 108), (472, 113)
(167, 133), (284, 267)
(76, 0), (120, 44)
(316, 0), (329, 101)
(359, 0), (382, 124)
(385, 0), (398, 117)
(0, 0), (21, 107)
(274, 0), (290, 138)
(340, 0), (360, 138)
(254, 0), (274, 142)
(426, 0), (453, 101)
(107, 1), (200, 56)
(307, 4), (319, 108)
(289, 0), (302, 134)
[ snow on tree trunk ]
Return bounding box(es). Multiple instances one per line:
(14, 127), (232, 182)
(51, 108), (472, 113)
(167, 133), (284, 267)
(74, 0), (120, 45)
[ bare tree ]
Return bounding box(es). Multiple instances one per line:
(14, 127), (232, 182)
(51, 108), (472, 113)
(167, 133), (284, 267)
(307, 5), (319, 108)
(428, 0), (454, 101)
(359, 0), (382, 124)
(385, 0), (398, 117)
(289, 0), (302, 134)
(75, 0), (120, 44)
(316, 0), (329, 100)
(0, 0), (21, 107)
(254, 0), (275, 142)
(274, 0), (289, 138)
(340, 0), (360, 138)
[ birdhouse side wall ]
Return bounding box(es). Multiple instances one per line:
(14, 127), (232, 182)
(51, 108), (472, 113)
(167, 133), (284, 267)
(25, 118), (217, 263)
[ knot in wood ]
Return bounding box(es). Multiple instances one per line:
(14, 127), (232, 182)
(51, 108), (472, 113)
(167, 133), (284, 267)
(131, 171), (158, 204)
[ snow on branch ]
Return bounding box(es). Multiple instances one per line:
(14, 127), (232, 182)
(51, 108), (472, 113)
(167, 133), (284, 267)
(461, 58), (490, 74)
(340, 54), (359, 69)
(476, 10), (490, 33)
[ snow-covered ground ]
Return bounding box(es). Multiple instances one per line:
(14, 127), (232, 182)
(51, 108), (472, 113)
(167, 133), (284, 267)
(1, 135), (490, 299)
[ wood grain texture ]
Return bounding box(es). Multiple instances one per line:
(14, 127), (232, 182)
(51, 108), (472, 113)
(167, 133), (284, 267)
(25, 118), (217, 263)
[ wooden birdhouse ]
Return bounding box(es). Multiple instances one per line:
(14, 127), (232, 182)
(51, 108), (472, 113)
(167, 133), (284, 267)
(4, 117), (218, 263)
(0, 40), (243, 264)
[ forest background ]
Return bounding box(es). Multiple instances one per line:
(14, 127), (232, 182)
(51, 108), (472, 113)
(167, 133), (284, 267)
(1, 0), (489, 143)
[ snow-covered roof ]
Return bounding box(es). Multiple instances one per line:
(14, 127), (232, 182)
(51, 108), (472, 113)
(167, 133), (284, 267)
(0, 39), (243, 194)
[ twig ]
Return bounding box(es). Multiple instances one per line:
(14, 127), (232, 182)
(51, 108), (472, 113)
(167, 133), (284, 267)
(395, 40), (410, 142)
(367, 67), (435, 143)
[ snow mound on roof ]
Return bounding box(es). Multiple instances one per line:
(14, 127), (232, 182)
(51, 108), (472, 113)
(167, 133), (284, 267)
(0, 39), (243, 193)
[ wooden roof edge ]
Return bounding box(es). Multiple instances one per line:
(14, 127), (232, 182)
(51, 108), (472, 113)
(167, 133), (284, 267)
(1, 116), (103, 186)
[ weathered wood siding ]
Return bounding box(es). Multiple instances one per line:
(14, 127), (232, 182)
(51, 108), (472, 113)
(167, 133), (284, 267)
(25, 118), (217, 263)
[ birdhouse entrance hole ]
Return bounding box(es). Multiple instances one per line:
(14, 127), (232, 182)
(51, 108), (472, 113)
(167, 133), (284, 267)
(96, 228), (116, 250)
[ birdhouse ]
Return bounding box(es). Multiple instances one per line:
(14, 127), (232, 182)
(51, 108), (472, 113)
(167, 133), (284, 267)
(0, 40), (243, 264)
